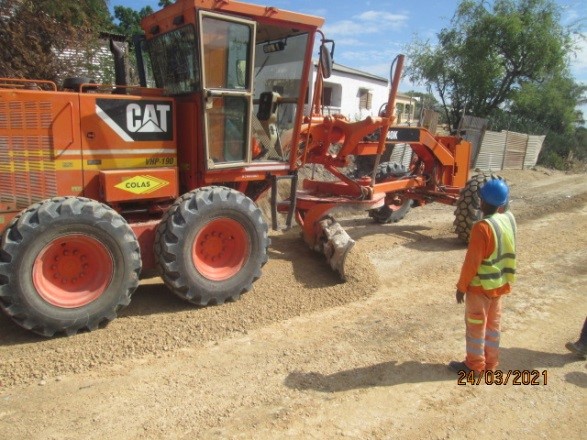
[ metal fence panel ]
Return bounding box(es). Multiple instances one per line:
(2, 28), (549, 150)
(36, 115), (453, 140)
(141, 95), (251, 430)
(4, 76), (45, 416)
(459, 115), (488, 167)
(503, 131), (527, 170)
(474, 131), (506, 171)
(421, 109), (439, 134)
(524, 135), (546, 168)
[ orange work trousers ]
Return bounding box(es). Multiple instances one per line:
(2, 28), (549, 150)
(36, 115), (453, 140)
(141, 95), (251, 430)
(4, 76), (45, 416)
(464, 293), (503, 372)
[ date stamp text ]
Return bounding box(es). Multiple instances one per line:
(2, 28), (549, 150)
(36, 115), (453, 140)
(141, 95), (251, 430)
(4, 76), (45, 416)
(457, 369), (548, 385)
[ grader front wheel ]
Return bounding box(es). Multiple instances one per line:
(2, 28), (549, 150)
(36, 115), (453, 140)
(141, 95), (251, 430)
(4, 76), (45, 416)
(453, 173), (509, 243)
(369, 162), (413, 224)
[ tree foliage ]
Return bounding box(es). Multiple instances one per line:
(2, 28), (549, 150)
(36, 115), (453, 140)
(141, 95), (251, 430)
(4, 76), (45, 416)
(112, 5), (154, 40)
(0, 0), (178, 84)
(0, 0), (113, 82)
(406, 0), (586, 169)
(406, 0), (575, 131)
(112, 1), (174, 41)
(511, 72), (586, 134)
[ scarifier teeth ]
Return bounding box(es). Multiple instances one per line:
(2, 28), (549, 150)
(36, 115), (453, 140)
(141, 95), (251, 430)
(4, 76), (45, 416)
(317, 216), (355, 281)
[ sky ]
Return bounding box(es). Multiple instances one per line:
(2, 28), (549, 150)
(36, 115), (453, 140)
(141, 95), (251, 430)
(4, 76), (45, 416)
(113, 0), (586, 108)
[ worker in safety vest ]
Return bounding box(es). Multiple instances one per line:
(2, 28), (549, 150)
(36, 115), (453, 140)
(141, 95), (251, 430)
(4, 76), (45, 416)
(449, 178), (516, 375)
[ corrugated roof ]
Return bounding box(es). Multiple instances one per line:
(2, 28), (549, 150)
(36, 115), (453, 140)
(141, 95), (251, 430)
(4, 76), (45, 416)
(316, 61), (388, 84)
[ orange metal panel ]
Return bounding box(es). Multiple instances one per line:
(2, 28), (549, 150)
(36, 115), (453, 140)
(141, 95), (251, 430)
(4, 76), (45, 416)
(99, 168), (178, 203)
(141, 0), (324, 37)
(77, 93), (177, 201)
(373, 176), (426, 195)
(203, 163), (289, 184)
(302, 180), (364, 198)
(79, 94), (176, 154)
(453, 140), (471, 188)
(418, 130), (454, 166)
(0, 89), (83, 209)
(130, 219), (160, 272)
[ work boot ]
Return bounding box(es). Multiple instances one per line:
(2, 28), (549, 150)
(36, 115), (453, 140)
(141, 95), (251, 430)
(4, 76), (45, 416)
(565, 341), (587, 359)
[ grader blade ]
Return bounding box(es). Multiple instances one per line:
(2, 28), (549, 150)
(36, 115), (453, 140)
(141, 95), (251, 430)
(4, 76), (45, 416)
(317, 216), (355, 280)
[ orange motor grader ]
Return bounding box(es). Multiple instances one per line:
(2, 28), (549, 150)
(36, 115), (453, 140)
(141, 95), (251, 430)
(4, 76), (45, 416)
(0, 0), (473, 337)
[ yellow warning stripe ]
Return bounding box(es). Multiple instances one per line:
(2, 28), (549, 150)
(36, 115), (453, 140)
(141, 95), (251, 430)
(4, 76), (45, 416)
(0, 157), (176, 172)
(0, 149), (175, 156)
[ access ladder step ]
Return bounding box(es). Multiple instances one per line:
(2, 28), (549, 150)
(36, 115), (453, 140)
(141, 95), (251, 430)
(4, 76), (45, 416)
(270, 174), (298, 231)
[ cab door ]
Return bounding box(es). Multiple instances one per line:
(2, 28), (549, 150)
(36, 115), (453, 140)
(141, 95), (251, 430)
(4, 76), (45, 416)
(199, 11), (256, 169)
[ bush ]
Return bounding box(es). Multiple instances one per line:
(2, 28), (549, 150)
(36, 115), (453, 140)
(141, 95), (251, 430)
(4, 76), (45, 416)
(538, 150), (566, 170)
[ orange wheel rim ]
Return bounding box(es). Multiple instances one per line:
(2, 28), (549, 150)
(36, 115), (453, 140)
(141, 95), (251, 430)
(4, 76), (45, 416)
(33, 234), (114, 308)
(193, 218), (249, 281)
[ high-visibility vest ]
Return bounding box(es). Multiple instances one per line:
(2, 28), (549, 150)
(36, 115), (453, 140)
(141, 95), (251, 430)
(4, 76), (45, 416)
(470, 211), (517, 290)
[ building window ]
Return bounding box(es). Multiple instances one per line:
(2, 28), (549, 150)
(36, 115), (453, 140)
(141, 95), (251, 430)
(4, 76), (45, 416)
(359, 88), (373, 110)
(323, 86), (333, 106)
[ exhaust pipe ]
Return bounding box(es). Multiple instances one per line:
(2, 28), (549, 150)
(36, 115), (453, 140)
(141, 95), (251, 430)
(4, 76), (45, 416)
(109, 38), (127, 94)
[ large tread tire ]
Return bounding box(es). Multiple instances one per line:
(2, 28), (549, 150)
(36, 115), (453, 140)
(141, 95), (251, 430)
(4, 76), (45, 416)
(369, 162), (413, 224)
(0, 197), (141, 337)
(453, 172), (509, 243)
(155, 186), (269, 306)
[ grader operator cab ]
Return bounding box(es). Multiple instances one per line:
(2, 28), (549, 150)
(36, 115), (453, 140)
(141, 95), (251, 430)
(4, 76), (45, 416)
(0, 0), (477, 337)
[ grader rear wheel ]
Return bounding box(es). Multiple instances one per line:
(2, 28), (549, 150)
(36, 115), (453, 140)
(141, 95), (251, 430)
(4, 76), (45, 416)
(0, 197), (141, 337)
(155, 186), (269, 306)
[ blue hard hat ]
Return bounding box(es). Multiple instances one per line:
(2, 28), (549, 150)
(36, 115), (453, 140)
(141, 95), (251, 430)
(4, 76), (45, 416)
(480, 178), (509, 207)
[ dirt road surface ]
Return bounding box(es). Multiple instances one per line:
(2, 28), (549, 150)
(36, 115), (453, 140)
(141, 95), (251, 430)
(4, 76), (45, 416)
(1, 168), (586, 439)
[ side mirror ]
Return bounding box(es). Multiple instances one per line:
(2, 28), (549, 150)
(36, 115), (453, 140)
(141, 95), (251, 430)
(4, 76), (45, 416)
(319, 40), (335, 79)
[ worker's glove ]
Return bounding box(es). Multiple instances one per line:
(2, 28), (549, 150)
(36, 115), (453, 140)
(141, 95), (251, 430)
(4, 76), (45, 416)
(456, 290), (465, 304)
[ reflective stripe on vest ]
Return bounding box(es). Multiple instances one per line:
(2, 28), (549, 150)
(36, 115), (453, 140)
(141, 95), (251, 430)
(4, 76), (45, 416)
(470, 211), (516, 290)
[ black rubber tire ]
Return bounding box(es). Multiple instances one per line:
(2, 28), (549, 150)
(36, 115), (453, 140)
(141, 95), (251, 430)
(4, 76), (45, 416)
(453, 172), (509, 243)
(349, 144), (394, 179)
(369, 162), (413, 224)
(0, 197), (141, 337)
(154, 186), (269, 306)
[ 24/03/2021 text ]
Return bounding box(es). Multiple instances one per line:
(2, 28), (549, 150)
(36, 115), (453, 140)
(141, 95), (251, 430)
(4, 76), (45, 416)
(457, 370), (548, 385)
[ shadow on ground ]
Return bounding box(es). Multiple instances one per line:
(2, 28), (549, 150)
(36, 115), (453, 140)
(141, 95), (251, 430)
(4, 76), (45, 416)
(284, 346), (587, 392)
(284, 360), (453, 392)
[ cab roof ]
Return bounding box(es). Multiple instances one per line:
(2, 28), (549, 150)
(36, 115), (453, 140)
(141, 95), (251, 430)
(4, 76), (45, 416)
(141, 0), (325, 39)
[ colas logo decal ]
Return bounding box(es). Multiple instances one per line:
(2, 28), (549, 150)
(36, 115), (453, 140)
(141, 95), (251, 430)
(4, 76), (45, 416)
(115, 175), (170, 195)
(96, 98), (173, 142)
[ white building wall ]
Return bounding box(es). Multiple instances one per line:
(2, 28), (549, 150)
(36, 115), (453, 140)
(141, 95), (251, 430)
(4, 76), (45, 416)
(306, 63), (416, 124)
(326, 72), (389, 121)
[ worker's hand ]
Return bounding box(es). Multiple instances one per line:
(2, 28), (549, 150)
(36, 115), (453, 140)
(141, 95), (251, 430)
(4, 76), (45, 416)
(456, 290), (465, 304)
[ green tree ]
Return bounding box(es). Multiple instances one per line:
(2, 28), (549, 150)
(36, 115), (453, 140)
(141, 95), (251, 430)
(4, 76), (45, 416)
(112, 5), (154, 38)
(406, 0), (574, 131)
(511, 72), (585, 132)
(111, 1), (173, 40)
(0, 0), (113, 82)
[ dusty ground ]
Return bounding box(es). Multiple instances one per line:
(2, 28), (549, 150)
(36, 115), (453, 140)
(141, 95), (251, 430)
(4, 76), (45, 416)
(0, 167), (586, 439)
